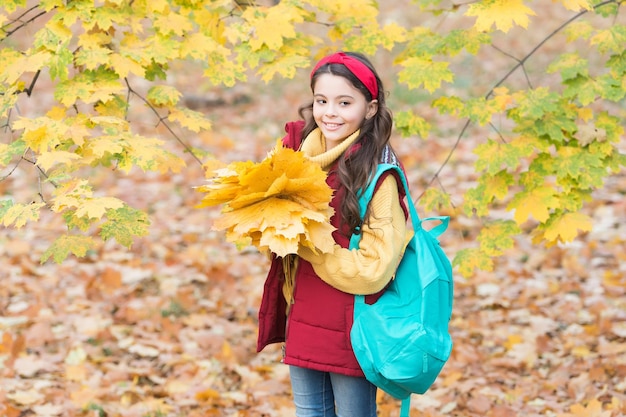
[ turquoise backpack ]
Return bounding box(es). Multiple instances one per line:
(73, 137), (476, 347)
(349, 163), (454, 416)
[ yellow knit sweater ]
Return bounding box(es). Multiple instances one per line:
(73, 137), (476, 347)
(293, 128), (411, 296)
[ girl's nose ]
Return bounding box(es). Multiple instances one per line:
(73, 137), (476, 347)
(325, 104), (338, 117)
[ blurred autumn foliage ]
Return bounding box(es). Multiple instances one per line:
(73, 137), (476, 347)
(2, 0), (626, 416)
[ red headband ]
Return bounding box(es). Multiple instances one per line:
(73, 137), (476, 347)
(311, 52), (379, 100)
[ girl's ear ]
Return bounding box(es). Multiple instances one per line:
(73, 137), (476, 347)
(366, 99), (378, 120)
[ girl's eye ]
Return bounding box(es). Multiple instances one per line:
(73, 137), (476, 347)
(340, 101), (350, 106)
(316, 99), (327, 104)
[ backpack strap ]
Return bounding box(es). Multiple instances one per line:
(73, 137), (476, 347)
(350, 163), (421, 250)
(400, 398), (411, 416)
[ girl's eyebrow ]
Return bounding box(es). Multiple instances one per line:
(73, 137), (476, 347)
(313, 93), (355, 99)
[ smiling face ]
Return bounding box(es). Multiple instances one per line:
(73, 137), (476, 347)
(312, 73), (378, 150)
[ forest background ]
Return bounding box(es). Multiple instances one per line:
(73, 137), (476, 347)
(1, 0), (625, 416)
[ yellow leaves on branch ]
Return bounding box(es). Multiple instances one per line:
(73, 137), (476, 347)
(466, 0), (537, 33)
(197, 142), (335, 257)
(466, 0), (592, 33)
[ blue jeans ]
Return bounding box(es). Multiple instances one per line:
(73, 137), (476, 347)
(289, 365), (377, 417)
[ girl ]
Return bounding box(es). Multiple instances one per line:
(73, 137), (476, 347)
(257, 51), (410, 416)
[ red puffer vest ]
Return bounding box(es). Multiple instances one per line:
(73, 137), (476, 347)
(256, 121), (406, 377)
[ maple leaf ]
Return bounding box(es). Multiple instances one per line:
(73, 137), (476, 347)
(75, 197), (124, 219)
(466, 0), (537, 33)
(394, 110), (431, 138)
(463, 183), (491, 217)
(543, 211), (592, 243)
(0, 138), (26, 166)
(453, 247), (494, 278)
(563, 398), (612, 417)
(147, 85), (181, 107)
(554, 146), (605, 190)
(1, 202), (45, 228)
(167, 107), (212, 132)
(109, 53), (146, 78)
(477, 220), (521, 256)
(36, 150), (82, 171)
(484, 170), (514, 200)
(1, 51), (50, 85)
(153, 10), (193, 36)
(508, 186), (560, 224)
(256, 54), (311, 83)
(556, 0), (592, 12)
(244, 4), (304, 50)
(197, 141), (335, 256)
(40, 234), (94, 264)
(55, 68), (124, 106)
(474, 139), (522, 175)
(397, 56), (454, 92)
(590, 25), (626, 54)
(74, 45), (112, 71)
(100, 206), (150, 247)
(421, 188), (452, 212)
(433, 96), (464, 116)
(547, 52), (589, 81)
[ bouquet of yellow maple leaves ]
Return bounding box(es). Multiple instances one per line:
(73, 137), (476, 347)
(197, 141), (336, 257)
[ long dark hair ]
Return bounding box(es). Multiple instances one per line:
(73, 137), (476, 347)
(298, 51), (395, 235)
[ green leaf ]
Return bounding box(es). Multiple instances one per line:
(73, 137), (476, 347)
(0, 139), (26, 166)
(420, 188), (451, 212)
(463, 170), (514, 217)
(460, 97), (494, 125)
(606, 51), (626, 75)
(474, 139), (522, 175)
(512, 87), (560, 120)
(463, 184), (490, 217)
(443, 29), (490, 55)
(452, 247), (494, 278)
(547, 52), (588, 81)
(563, 21), (593, 41)
(2, 0), (27, 12)
(596, 112), (624, 143)
(397, 57), (454, 92)
(1, 202), (45, 228)
(55, 68), (124, 106)
(41, 235), (95, 264)
(477, 220), (521, 256)
(432, 96), (463, 116)
(553, 145), (605, 190)
(100, 206), (150, 247)
(394, 111), (431, 138)
(590, 24), (626, 54)
(563, 75), (598, 105)
(596, 73), (626, 102)
(147, 85), (181, 107)
(0, 198), (12, 218)
(533, 111), (579, 142)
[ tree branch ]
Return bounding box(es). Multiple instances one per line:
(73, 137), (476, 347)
(1, 6), (48, 40)
(124, 78), (204, 166)
(414, 0), (620, 203)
